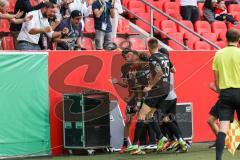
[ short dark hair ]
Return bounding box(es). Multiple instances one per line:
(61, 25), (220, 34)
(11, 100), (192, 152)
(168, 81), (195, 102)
(148, 38), (159, 50)
(43, 2), (57, 8)
(159, 48), (169, 57)
(121, 49), (138, 56)
(71, 10), (82, 18)
(226, 29), (240, 43)
(138, 52), (149, 61)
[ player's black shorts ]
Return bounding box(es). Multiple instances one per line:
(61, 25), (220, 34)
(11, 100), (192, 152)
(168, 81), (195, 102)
(125, 96), (137, 115)
(209, 100), (220, 119)
(158, 98), (177, 115)
(154, 99), (177, 122)
(218, 88), (240, 122)
(144, 94), (168, 109)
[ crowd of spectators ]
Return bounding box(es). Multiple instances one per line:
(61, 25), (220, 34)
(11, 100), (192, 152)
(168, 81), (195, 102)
(202, 0), (240, 23)
(0, 0), (123, 50)
(180, 0), (240, 24)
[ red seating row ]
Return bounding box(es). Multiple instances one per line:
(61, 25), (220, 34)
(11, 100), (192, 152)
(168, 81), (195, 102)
(127, 0), (181, 20)
(1, 36), (95, 50)
(84, 18), (135, 35)
(112, 37), (146, 50)
(2, 34), (226, 51)
(159, 20), (228, 39)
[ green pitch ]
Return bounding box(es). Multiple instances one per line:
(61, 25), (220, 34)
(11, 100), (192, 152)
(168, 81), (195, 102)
(27, 143), (240, 160)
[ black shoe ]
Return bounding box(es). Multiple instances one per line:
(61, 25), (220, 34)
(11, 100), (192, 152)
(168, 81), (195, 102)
(209, 143), (216, 149)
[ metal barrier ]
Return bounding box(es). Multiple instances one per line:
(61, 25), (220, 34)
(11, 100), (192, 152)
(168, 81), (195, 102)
(123, 6), (189, 50)
(124, 0), (221, 50)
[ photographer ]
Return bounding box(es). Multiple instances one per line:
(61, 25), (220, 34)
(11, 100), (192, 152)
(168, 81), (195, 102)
(54, 10), (83, 50)
(92, 0), (115, 50)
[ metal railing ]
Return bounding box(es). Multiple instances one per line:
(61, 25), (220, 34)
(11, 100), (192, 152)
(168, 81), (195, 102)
(123, 6), (189, 50)
(124, 0), (221, 50)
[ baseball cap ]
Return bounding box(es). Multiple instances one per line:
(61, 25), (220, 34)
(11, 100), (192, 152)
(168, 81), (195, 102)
(70, 10), (82, 18)
(212, 0), (218, 3)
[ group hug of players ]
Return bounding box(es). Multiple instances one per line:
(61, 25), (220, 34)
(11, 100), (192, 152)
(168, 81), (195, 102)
(112, 38), (190, 155)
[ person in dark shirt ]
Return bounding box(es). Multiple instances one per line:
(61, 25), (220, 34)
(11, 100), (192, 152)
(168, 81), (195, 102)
(10, 0), (48, 48)
(203, 0), (218, 23)
(92, 0), (115, 50)
(54, 10), (82, 50)
(111, 50), (140, 153)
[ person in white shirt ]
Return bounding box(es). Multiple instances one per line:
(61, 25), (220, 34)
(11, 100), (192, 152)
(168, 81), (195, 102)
(110, 0), (123, 38)
(180, 0), (199, 23)
(17, 2), (69, 50)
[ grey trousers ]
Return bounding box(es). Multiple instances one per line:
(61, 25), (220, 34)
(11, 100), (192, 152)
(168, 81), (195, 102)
(17, 41), (41, 50)
(95, 29), (112, 50)
(203, 7), (215, 23)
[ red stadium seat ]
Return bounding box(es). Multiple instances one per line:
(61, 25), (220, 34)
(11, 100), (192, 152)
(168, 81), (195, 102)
(227, 4), (240, 13)
(129, 37), (146, 50)
(163, 2), (180, 16)
(118, 18), (131, 34)
(194, 21), (211, 34)
(81, 37), (94, 50)
(136, 13), (151, 32)
(84, 18), (95, 33)
(0, 19), (10, 32)
(9, 0), (17, 13)
(112, 37), (126, 47)
(233, 12), (240, 21)
(160, 20), (178, 38)
(146, 1), (167, 24)
(128, 0), (146, 19)
(186, 39), (199, 50)
(213, 41), (226, 50)
(146, 1), (164, 12)
(218, 31), (227, 41)
(177, 20), (194, 40)
(122, 0), (131, 7)
(211, 21), (227, 38)
(197, 3), (204, 20)
(1, 36), (15, 50)
(173, 0), (180, 4)
(168, 32), (184, 50)
(202, 32), (218, 42)
(194, 41), (211, 50)
(228, 23), (240, 31)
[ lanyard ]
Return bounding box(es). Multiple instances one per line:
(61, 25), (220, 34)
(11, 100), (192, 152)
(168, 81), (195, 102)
(38, 10), (44, 28)
(98, 0), (107, 22)
(70, 24), (77, 38)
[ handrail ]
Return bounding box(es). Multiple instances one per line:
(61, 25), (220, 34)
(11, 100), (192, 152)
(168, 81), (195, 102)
(140, 0), (221, 50)
(123, 6), (190, 50)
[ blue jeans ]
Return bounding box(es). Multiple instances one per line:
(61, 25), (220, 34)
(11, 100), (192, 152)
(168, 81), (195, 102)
(17, 41), (41, 50)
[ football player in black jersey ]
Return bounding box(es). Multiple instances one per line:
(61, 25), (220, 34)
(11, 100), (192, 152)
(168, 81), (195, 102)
(111, 50), (141, 153)
(127, 38), (171, 154)
(156, 49), (188, 152)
